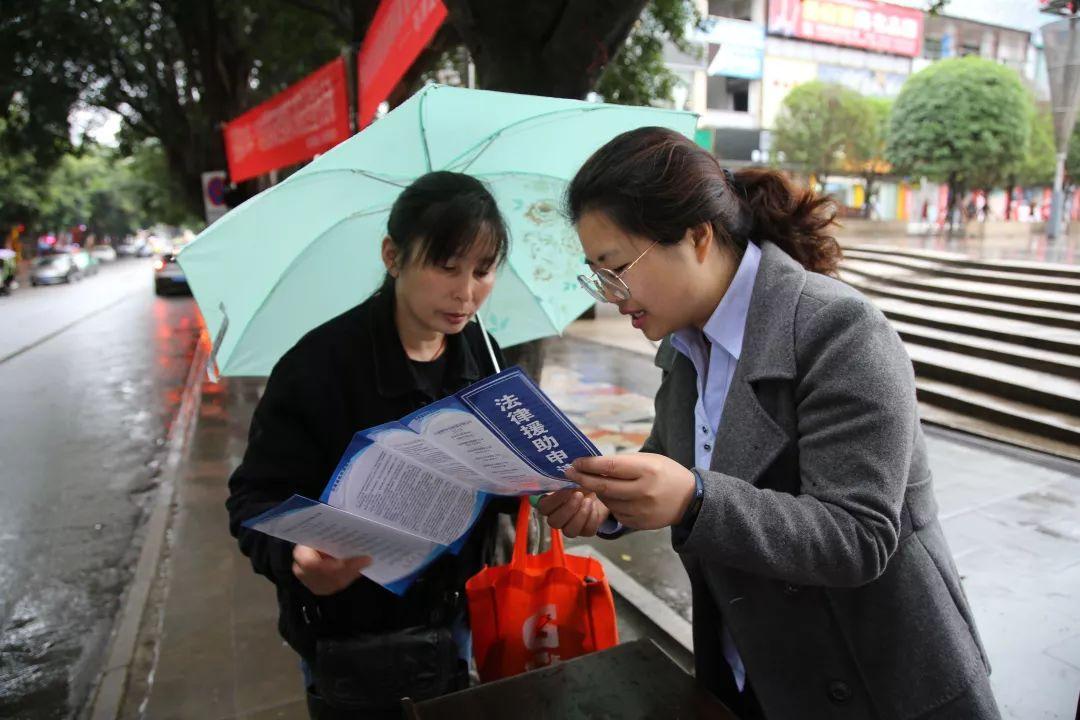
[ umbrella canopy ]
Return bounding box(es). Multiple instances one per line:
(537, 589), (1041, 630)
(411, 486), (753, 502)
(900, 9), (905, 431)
(179, 84), (697, 377)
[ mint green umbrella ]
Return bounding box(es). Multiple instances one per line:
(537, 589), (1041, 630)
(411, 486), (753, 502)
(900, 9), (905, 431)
(179, 84), (697, 377)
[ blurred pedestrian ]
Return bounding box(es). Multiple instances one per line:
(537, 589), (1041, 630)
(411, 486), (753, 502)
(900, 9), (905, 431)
(227, 171), (510, 719)
(540, 127), (1001, 720)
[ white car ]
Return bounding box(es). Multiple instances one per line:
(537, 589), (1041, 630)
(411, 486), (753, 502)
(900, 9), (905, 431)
(30, 254), (80, 285)
(90, 245), (118, 262)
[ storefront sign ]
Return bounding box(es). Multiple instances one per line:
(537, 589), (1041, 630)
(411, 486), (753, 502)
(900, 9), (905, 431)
(768, 0), (923, 58)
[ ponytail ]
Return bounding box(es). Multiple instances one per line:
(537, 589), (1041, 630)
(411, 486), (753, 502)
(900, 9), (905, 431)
(730, 167), (842, 277)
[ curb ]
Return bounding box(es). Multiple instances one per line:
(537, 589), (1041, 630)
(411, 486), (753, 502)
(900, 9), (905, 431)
(85, 333), (210, 720)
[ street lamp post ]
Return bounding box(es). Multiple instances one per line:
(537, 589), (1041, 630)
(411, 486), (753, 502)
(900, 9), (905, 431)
(1043, 15), (1080, 239)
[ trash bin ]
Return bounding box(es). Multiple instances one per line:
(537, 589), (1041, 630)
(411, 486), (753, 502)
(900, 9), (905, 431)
(401, 639), (736, 719)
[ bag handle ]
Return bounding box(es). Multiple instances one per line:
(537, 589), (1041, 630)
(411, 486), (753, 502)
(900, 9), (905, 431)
(511, 497), (566, 568)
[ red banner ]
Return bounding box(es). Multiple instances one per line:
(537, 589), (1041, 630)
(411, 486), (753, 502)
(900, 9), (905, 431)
(223, 57), (351, 183)
(357, 0), (448, 128)
(768, 0), (923, 58)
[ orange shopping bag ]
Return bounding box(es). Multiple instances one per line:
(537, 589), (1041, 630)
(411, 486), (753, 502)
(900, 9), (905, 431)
(466, 497), (619, 682)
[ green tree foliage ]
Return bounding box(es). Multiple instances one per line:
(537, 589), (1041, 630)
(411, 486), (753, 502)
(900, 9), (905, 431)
(34, 142), (198, 240)
(886, 56), (1029, 224)
(1015, 103), (1055, 187)
(7, 0), (694, 225)
(772, 81), (875, 185)
(1066, 124), (1080, 181)
(847, 97), (892, 217)
(0, 1), (85, 168)
(0, 116), (47, 235)
(594, 0), (701, 107)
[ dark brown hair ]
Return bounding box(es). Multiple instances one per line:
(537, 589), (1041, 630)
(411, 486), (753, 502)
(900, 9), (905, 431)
(387, 170), (509, 269)
(566, 127), (842, 277)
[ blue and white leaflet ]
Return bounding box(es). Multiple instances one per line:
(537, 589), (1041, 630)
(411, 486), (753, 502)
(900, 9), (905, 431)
(244, 367), (599, 595)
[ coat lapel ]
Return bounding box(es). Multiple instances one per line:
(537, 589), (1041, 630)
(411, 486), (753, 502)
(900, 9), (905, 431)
(658, 353), (698, 469)
(708, 241), (806, 485)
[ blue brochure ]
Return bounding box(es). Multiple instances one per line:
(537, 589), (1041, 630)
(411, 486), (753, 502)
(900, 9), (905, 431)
(244, 367), (599, 595)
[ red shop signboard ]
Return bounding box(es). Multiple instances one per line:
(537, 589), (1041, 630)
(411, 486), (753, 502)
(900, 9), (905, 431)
(357, 0), (447, 128)
(768, 0), (923, 58)
(223, 57), (351, 183)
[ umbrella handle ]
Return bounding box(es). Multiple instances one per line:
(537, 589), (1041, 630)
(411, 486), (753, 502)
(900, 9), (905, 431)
(206, 302), (229, 383)
(474, 311), (501, 374)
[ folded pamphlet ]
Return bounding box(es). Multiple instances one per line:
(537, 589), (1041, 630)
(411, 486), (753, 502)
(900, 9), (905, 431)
(244, 366), (599, 594)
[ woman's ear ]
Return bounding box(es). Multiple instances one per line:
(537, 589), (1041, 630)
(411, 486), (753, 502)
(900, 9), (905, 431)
(689, 222), (714, 264)
(381, 236), (399, 277)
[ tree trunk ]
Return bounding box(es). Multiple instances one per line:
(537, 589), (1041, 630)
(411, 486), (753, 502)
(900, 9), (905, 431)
(945, 172), (963, 236)
(443, 0), (648, 99)
(1004, 175), (1015, 221)
(443, 0), (647, 383)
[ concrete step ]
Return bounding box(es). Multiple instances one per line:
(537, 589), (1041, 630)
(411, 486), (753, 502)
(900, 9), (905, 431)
(843, 249), (1080, 294)
(891, 320), (1080, 379)
(915, 377), (1080, 456)
(846, 244), (1080, 280)
(904, 342), (1080, 417)
(871, 296), (1080, 356)
(841, 272), (1080, 331)
(842, 259), (1080, 314)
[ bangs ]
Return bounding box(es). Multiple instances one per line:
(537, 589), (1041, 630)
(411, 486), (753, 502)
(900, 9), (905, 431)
(408, 197), (509, 268)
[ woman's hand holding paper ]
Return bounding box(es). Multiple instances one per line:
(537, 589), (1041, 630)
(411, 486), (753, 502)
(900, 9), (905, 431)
(292, 544), (373, 596)
(536, 488), (609, 538)
(564, 454), (696, 531)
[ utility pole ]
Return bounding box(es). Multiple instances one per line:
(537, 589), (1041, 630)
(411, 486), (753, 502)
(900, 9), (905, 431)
(1042, 2), (1080, 238)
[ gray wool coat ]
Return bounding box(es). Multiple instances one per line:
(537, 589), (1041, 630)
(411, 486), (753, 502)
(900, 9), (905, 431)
(642, 241), (1001, 720)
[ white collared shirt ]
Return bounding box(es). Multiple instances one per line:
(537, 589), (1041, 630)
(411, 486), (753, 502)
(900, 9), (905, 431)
(670, 241), (762, 692)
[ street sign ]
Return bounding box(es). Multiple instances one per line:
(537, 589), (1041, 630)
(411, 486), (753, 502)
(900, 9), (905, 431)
(201, 171), (228, 225)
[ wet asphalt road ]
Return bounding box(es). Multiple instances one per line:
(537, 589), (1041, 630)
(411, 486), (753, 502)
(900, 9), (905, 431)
(0, 258), (201, 718)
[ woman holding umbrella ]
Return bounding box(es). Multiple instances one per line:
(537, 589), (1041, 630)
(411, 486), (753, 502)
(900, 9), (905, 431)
(227, 171), (509, 719)
(539, 127), (1000, 720)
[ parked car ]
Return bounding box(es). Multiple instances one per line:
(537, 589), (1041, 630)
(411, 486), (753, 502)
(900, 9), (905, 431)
(0, 248), (17, 295)
(153, 254), (190, 295)
(117, 239), (153, 259)
(90, 245), (118, 263)
(30, 254), (80, 285)
(116, 239), (144, 258)
(70, 249), (100, 276)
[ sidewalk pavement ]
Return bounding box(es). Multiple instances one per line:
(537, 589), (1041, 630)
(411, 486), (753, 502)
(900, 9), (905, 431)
(837, 231), (1079, 266)
(109, 304), (1080, 720)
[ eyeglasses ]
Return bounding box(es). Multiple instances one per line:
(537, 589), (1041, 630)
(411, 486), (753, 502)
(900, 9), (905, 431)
(577, 240), (659, 303)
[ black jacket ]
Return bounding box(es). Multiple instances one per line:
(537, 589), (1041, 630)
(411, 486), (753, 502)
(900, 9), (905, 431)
(226, 289), (506, 661)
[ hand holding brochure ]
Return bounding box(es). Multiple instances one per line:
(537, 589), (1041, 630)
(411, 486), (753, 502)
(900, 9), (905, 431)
(243, 367), (599, 594)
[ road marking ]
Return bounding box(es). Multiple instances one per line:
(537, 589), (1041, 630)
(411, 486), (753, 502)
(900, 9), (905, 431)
(0, 290), (140, 366)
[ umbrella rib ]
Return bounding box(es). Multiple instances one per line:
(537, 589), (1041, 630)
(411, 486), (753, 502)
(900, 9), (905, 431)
(442, 106), (610, 172)
(420, 86), (433, 172)
(449, 106), (602, 171)
(275, 168), (413, 188)
(446, 102), (695, 172)
(223, 205), (392, 368)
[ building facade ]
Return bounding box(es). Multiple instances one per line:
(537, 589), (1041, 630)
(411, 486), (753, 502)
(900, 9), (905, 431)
(666, 0), (1051, 223)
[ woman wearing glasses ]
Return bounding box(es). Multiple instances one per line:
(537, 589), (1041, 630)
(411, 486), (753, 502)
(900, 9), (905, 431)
(539, 127), (1000, 720)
